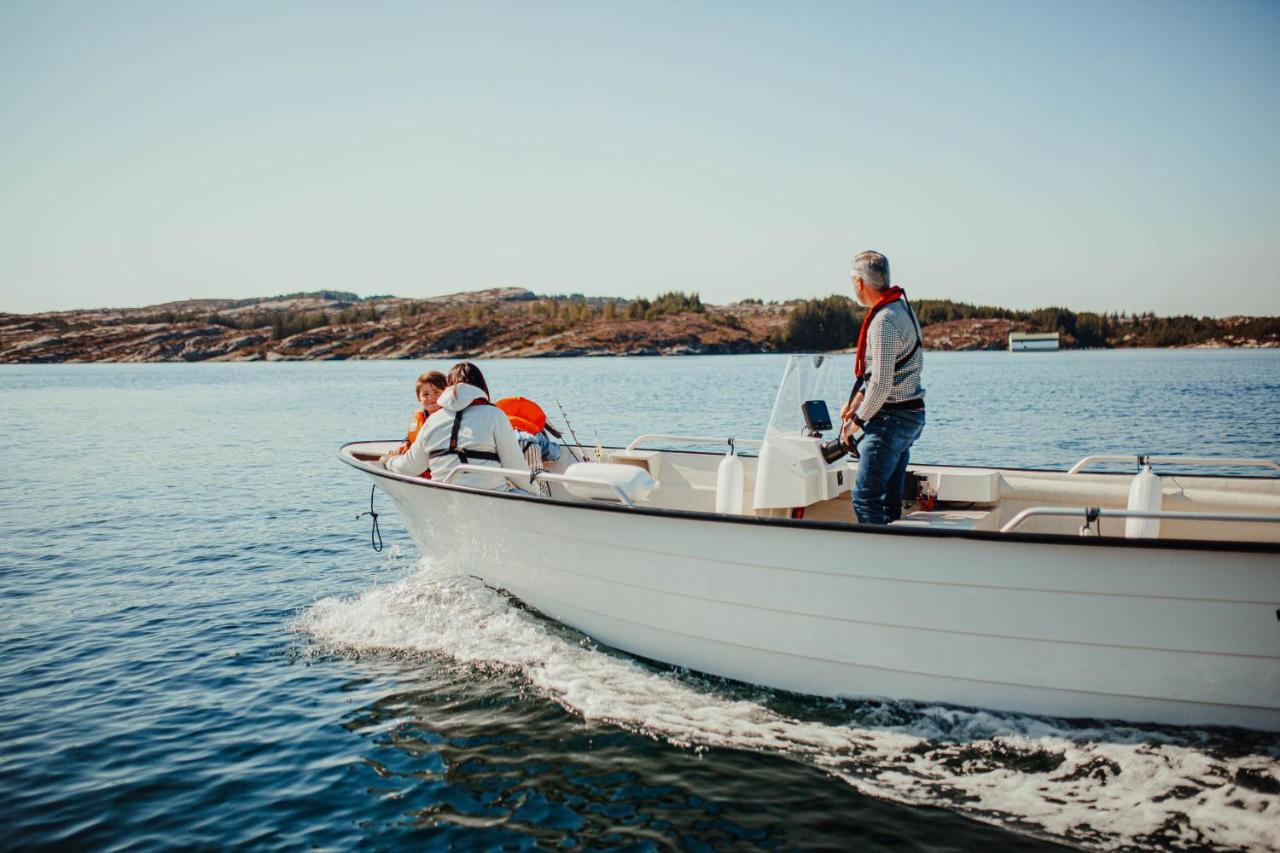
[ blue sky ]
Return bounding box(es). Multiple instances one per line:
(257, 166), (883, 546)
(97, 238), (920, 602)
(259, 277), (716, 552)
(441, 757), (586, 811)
(2, 0), (1278, 316)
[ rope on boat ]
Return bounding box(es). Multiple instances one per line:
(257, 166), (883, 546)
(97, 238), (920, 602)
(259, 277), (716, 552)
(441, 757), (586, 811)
(1079, 506), (1102, 537)
(524, 444), (552, 497)
(357, 485), (383, 552)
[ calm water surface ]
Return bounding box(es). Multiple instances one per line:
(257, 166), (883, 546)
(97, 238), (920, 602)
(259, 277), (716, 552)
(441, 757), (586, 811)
(2, 350), (1278, 850)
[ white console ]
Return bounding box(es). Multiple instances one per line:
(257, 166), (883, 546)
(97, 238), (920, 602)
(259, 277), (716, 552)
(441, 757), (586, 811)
(752, 435), (850, 510)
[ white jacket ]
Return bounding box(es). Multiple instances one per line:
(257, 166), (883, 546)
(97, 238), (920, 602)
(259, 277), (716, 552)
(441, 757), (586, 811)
(385, 383), (535, 493)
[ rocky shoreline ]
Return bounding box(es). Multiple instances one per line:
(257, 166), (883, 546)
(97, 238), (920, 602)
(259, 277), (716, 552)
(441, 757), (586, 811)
(2, 288), (1275, 364)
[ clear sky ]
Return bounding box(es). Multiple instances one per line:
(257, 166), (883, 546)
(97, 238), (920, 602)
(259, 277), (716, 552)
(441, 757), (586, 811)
(2, 0), (1278, 316)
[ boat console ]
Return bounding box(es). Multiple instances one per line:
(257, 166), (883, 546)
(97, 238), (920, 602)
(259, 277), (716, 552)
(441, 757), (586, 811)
(751, 433), (850, 512)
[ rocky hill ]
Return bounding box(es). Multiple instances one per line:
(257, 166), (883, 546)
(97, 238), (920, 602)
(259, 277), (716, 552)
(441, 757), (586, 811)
(0, 289), (789, 363)
(1, 289), (1276, 363)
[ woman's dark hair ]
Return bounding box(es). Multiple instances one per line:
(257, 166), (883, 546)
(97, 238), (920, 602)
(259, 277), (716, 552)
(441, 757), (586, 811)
(446, 361), (489, 397)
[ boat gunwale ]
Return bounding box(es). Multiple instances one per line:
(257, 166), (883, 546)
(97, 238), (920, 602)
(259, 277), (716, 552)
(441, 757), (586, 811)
(338, 441), (1280, 555)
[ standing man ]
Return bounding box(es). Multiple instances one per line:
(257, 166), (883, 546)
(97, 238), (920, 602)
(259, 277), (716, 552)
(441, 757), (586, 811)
(839, 250), (925, 524)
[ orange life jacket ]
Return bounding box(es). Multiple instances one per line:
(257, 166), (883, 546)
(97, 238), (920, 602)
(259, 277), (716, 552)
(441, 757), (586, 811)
(395, 409), (429, 454)
(849, 286), (922, 404)
(494, 397), (547, 434)
(394, 409), (432, 478)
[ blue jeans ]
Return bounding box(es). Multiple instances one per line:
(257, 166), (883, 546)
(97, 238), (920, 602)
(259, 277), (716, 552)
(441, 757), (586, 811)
(853, 409), (926, 525)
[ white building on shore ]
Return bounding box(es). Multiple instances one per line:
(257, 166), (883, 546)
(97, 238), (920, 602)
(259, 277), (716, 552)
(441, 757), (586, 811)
(1008, 331), (1060, 352)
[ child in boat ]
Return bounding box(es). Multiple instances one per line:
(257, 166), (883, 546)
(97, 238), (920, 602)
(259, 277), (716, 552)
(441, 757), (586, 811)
(396, 371), (447, 453)
(386, 370), (447, 476)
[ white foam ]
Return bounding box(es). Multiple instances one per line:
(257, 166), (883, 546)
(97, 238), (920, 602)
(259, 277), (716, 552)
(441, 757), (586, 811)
(298, 559), (1280, 850)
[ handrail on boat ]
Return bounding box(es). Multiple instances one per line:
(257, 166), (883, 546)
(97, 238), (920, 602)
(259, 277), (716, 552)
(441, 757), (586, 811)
(624, 434), (764, 453)
(440, 464), (637, 508)
(999, 506), (1280, 534)
(1066, 454), (1280, 475)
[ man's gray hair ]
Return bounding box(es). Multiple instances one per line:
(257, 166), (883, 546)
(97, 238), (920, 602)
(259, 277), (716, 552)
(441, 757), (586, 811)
(851, 250), (891, 291)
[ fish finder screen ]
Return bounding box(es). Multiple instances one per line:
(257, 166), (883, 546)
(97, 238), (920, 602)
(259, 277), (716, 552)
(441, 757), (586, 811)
(802, 400), (832, 433)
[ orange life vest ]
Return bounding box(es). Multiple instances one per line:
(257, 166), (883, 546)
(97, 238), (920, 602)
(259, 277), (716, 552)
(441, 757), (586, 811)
(393, 409), (432, 478)
(494, 397), (547, 434)
(395, 409), (429, 454)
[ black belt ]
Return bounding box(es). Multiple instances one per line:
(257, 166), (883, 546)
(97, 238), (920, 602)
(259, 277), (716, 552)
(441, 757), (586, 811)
(882, 398), (925, 412)
(427, 449), (501, 463)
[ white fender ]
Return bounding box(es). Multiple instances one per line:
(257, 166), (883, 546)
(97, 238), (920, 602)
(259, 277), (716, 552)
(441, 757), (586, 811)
(715, 446), (745, 515)
(1125, 463), (1163, 538)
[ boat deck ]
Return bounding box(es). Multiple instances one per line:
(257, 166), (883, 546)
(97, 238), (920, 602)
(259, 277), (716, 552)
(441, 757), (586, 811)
(345, 441), (1280, 546)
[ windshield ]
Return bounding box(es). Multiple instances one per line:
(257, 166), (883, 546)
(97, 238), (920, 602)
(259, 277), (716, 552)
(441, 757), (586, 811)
(763, 354), (849, 438)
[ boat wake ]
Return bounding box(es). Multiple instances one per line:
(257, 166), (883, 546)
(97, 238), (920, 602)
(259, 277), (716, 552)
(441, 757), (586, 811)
(297, 558), (1280, 851)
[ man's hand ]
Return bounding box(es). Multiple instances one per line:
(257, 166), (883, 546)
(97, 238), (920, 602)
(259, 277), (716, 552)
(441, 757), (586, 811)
(377, 451), (394, 466)
(840, 392), (864, 422)
(840, 417), (860, 446)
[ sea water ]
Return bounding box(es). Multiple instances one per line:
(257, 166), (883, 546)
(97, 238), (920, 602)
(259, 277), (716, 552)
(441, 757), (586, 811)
(1, 349), (1278, 850)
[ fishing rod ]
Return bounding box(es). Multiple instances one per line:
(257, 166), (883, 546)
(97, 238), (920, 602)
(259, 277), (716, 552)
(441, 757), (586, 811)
(555, 398), (588, 463)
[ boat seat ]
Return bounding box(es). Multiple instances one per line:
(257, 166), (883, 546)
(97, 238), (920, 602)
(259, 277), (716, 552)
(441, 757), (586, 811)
(892, 510), (995, 531)
(607, 449), (664, 481)
(910, 468), (1001, 504)
(561, 462), (660, 504)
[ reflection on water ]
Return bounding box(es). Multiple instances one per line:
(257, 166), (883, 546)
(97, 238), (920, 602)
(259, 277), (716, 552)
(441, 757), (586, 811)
(334, 663), (1060, 850)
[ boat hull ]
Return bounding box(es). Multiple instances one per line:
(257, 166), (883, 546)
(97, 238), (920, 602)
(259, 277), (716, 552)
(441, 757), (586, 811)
(356, 462), (1280, 732)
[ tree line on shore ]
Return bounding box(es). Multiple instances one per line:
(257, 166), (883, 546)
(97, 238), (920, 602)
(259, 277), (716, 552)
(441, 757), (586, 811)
(35, 289), (1279, 350)
(780, 296), (1279, 350)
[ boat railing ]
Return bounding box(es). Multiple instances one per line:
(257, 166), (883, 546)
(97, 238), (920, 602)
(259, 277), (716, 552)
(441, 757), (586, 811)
(1066, 454), (1280, 475)
(999, 506), (1280, 535)
(624, 434), (764, 453)
(441, 464), (638, 508)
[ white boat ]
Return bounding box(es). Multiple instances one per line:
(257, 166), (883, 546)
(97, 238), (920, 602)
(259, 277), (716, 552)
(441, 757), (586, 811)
(339, 357), (1280, 732)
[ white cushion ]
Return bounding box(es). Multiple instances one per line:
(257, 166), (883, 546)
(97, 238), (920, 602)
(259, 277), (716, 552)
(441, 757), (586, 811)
(562, 462), (659, 503)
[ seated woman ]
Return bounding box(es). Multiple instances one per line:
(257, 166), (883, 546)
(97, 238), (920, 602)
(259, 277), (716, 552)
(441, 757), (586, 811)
(390, 371), (448, 473)
(382, 362), (536, 494)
